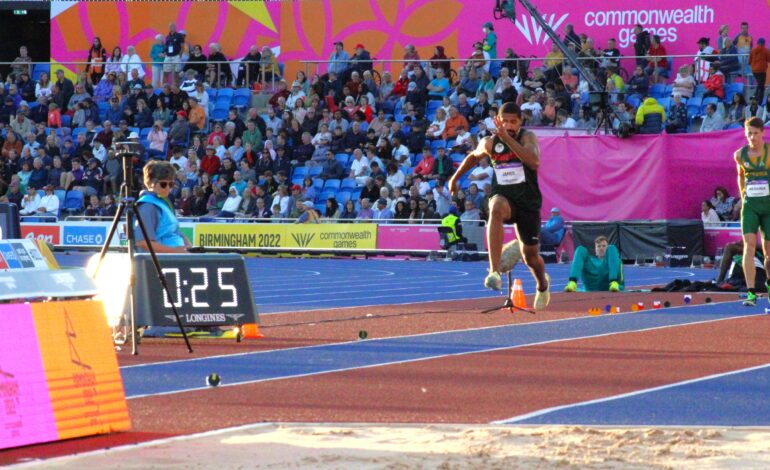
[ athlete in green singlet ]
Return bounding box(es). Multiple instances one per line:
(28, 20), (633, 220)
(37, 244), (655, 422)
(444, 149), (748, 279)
(735, 117), (770, 306)
(449, 102), (551, 310)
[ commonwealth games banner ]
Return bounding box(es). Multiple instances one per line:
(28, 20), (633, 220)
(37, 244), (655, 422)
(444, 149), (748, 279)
(51, 1), (770, 82)
(196, 223), (377, 250)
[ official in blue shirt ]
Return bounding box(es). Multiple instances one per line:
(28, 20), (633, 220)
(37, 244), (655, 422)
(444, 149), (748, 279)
(135, 160), (191, 253)
(541, 207), (565, 246)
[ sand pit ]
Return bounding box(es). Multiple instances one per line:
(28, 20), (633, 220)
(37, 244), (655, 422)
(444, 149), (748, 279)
(22, 424), (770, 469)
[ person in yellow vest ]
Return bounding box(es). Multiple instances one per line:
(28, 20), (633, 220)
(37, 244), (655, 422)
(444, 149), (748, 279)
(440, 206), (463, 246)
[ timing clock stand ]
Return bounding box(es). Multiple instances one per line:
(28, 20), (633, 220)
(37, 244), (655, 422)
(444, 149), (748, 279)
(92, 145), (193, 355)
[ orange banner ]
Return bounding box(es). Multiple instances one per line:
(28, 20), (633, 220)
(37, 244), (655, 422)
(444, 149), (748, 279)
(30, 300), (130, 440)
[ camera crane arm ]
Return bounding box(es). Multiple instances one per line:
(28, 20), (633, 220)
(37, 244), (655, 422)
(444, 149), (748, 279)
(494, 0), (604, 92)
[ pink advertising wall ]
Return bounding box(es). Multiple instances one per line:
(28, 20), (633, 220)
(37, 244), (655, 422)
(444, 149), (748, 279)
(537, 129), (757, 222)
(50, 1), (770, 80)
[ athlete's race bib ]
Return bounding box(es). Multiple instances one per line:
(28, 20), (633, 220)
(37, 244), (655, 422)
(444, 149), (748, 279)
(746, 180), (770, 198)
(494, 162), (525, 185)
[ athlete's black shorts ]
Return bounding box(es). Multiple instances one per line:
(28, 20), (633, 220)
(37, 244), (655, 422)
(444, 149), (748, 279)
(490, 194), (541, 246)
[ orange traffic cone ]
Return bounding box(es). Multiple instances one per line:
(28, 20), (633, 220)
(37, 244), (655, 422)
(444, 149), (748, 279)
(510, 278), (528, 309)
(241, 323), (263, 339)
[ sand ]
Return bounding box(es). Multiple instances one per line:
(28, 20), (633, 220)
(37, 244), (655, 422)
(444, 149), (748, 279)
(16, 424), (770, 469)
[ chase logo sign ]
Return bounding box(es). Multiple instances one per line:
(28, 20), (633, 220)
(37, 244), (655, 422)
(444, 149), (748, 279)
(291, 233), (316, 247)
(62, 226), (106, 246)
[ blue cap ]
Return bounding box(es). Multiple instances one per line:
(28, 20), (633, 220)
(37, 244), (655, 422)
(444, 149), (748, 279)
(551, 207), (560, 213)
(449, 206), (459, 216)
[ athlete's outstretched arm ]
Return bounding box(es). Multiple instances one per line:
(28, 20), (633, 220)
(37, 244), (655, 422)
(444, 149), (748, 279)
(449, 137), (491, 196)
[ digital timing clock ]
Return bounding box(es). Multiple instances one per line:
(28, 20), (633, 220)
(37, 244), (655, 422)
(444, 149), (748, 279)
(132, 253), (259, 327)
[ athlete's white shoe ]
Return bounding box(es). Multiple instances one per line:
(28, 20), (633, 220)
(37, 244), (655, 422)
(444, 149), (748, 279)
(484, 271), (502, 291)
(534, 274), (551, 310)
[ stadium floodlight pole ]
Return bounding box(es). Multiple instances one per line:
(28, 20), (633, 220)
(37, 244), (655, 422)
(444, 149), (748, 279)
(494, 0), (604, 92)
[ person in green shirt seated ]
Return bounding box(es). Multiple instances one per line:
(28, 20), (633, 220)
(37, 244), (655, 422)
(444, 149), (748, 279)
(565, 235), (624, 292)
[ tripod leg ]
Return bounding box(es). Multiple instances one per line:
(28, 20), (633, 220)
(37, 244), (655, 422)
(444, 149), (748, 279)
(132, 205), (194, 354)
(92, 201), (127, 277)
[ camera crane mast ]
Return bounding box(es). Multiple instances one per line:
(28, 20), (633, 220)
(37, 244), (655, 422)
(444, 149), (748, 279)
(494, 0), (604, 93)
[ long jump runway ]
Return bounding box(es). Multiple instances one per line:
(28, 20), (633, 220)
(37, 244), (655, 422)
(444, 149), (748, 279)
(4, 256), (768, 466)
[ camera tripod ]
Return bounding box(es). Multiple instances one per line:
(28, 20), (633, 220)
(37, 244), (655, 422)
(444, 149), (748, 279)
(92, 145), (192, 355)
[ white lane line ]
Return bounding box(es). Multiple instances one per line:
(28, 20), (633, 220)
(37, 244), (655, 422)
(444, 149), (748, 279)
(492, 362), (770, 425)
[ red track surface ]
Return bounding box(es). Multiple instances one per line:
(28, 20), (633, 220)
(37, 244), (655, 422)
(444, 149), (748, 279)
(0, 292), (748, 465)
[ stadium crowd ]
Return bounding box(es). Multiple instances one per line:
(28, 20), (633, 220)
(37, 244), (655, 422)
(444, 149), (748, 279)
(0, 20), (767, 223)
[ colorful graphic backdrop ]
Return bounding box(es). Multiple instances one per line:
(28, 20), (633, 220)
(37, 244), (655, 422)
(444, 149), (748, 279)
(50, 1), (770, 80)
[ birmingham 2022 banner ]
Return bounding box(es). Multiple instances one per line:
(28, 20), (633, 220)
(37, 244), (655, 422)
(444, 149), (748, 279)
(50, 0), (770, 80)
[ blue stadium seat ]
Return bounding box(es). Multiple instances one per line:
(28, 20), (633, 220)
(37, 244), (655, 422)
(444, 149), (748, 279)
(335, 190), (351, 204)
(319, 189), (336, 201)
(140, 127), (152, 139)
(341, 178), (357, 190)
(60, 115), (71, 128)
(314, 203), (326, 214)
(32, 63), (50, 81)
(430, 140), (446, 152)
(232, 88), (251, 108)
(210, 107), (229, 122)
(324, 179), (341, 190)
(292, 166), (308, 179)
(650, 84), (666, 98)
(312, 178), (324, 190)
(694, 84), (706, 97)
(308, 166), (323, 177)
(63, 191), (84, 214)
(206, 88), (217, 101)
(335, 153), (349, 166)
(626, 94), (642, 110)
(657, 97), (671, 111)
(217, 88), (234, 100)
(291, 178), (303, 187)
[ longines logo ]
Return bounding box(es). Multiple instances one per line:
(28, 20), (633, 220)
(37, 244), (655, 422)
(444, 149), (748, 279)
(515, 12), (569, 45)
(292, 233), (316, 247)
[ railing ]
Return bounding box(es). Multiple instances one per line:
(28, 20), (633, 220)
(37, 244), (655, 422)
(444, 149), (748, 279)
(5, 50), (751, 93)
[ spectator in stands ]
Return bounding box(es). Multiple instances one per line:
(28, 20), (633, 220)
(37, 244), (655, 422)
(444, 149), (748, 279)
(645, 35), (668, 83)
(671, 65), (696, 99)
(187, 97), (206, 132)
(147, 121), (168, 159)
(701, 200), (721, 225)
(735, 24), (754, 75)
(349, 148), (370, 186)
(749, 38), (770, 106)
(216, 186), (241, 218)
(385, 162), (405, 189)
(1, 180), (22, 206)
(374, 197), (394, 221)
(635, 97), (666, 134)
(35, 72), (52, 100)
(295, 200), (320, 224)
(693, 37), (716, 83)
(632, 24), (652, 67)
(710, 186), (737, 221)
(321, 149), (344, 180)
(745, 96), (767, 122)
(403, 44), (421, 75)
(356, 197), (374, 220)
(9, 46), (32, 83)
(360, 177), (380, 203)
(700, 103), (725, 132)
(206, 43), (232, 87)
(19, 186), (41, 215)
(427, 68), (450, 99)
(237, 45), (261, 87)
(121, 45), (145, 80)
(36, 185), (60, 218)
(258, 46), (281, 85)
(703, 63), (725, 100)
(726, 93), (747, 127)
(328, 41), (350, 77)
(666, 94), (688, 133)
(339, 199), (357, 220)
